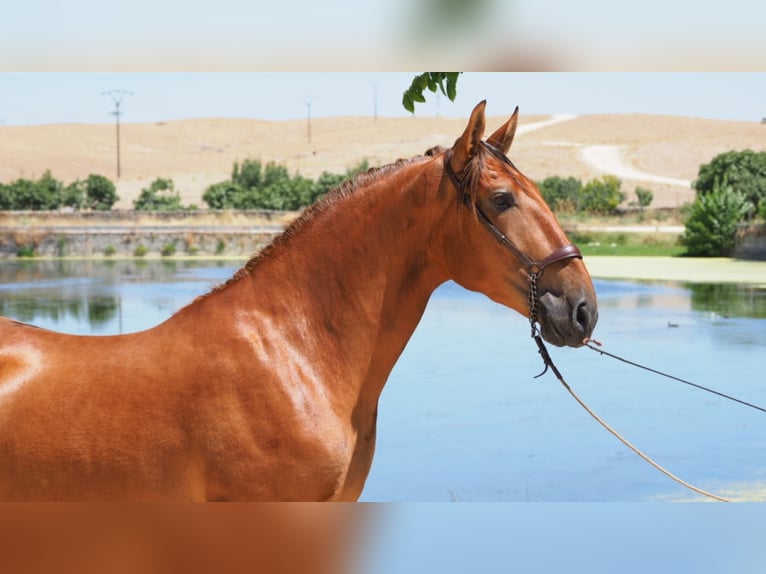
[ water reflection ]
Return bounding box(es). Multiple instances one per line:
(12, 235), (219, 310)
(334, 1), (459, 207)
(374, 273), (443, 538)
(0, 259), (238, 334)
(688, 283), (766, 319)
(3, 261), (766, 331)
(1, 260), (764, 501)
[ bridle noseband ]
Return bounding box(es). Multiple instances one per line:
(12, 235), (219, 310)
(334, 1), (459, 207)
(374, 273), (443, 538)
(443, 142), (583, 337)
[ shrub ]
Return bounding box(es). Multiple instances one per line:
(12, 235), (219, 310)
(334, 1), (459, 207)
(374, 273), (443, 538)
(0, 182), (11, 209)
(133, 244), (148, 257)
(634, 186), (654, 220)
(634, 186), (653, 209)
(84, 174), (119, 211)
(104, 245), (117, 256)
(579, 175), (625, 215)
(202, 182), (245, 210)
(203, 159), (370, 210)
(3, 171), (65, 210)
(160, 242), (176, 257)
(62, 180), (85, 210)
(64, 174), (119, 211)
(134, 178), (194, 211)
(17, 245), (36, 257)
(537, 176), (582, 212)
(681, 182), (748, 256)
(693, 149), (766, 219)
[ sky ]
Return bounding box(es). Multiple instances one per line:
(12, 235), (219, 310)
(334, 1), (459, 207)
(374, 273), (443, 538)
(3, 0), (766, 72)
(0, 73), (764, 126)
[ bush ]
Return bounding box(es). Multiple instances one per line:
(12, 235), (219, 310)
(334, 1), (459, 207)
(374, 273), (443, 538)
(634, 186), (653, 220)
(160, 242), (176, 257)
(634, 186), (653, 209)
(133, 244), (148, 257)
(537, 176), (582, 212)
(2, 171), (65, 210)
(203, 159), (370, 210)
(65, 174), (119, 211)
(0, 183), (11, 209)
(84, 174), (119, 210)
(134, 178), (195, 211)
(579, 175), (625, 215)
(202, 181), (245, 210)
(17, 245), (36, 257)
(681, 183), (748, 256)
(693, 150), (766, 219)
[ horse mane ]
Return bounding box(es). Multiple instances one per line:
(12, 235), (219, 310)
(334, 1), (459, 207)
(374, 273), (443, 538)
(206, 147), (448, 296)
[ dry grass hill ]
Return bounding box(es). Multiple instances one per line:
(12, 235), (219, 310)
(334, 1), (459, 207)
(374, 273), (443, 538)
(1, 113), (764, 210)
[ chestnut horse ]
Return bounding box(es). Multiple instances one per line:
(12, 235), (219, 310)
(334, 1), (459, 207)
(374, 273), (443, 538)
(0, 102), (597, 501)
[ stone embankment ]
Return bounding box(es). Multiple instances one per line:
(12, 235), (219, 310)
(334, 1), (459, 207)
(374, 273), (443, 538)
(0, 211), (290, 258)
(1, 211), (765, 260)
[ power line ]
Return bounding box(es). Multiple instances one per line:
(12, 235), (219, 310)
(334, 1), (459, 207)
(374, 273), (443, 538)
(101, 90), (133, 178)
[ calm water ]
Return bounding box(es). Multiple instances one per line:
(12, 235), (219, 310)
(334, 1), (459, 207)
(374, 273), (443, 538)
(1, 259), (764, 501)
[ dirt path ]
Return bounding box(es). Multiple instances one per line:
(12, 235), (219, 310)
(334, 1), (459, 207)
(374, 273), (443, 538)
(517, 114), (578, 135)
(579, 145), (692, 187)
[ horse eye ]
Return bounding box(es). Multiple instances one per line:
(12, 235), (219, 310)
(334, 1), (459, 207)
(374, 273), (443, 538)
(492, 191), (515, 210)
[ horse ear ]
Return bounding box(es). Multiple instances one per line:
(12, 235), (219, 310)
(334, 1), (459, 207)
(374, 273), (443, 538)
(450, 100), (487, 173)
(486, 105), (519, 154)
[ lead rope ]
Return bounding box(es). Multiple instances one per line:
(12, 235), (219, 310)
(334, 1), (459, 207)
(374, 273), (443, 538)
(527, 274), (730, 502)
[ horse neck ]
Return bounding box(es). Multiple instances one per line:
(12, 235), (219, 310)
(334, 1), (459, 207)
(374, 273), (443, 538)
(228, 160), (449, 408)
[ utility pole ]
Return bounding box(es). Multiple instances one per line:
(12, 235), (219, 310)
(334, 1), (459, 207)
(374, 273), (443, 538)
(304, 97), (314, 144)
(102, 90), (132, 178)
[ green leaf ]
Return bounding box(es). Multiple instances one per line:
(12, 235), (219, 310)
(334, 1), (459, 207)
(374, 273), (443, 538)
(446, 72), (459, 101)
(402, 72), (463, 113)
(402, 92), (414, 114)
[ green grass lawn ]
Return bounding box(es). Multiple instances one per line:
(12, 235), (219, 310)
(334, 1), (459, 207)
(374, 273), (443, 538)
(569, 231), (687, 257)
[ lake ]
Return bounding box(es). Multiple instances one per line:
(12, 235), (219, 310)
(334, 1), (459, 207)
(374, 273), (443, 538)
(1, 259), (764, 501)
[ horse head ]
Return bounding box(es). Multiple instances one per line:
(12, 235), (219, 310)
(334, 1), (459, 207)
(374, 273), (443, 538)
(439, 100), (598, 347)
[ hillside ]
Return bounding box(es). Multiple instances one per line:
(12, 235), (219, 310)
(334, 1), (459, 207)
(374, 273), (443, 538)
(1, 113), (764, 210)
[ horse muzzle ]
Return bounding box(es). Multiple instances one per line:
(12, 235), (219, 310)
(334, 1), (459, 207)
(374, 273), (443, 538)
(537, 291), (598, 347)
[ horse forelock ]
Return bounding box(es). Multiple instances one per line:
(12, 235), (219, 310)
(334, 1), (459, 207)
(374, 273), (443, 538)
(460, 144), (531, 211)
(459, 146), (489, 211)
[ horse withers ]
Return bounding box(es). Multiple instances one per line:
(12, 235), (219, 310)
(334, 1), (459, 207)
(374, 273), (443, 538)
(0, 101), (597, 500)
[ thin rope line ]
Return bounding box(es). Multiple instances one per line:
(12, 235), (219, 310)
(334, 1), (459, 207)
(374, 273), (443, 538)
(556, 374), (730, 502)
(532, 334), (730, 502)
(585, 343), (766, 414)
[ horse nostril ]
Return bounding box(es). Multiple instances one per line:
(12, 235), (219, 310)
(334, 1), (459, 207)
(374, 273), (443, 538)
(575, 300), (593, 334)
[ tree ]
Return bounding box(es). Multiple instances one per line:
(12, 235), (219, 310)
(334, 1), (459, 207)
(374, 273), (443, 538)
(681, 182), (747, 256)
(203, 159), (370, 210)
(537, 176), (582, 213)
(693, 149), (766, 219)
(133, 178), (190, 211)
(579, 175), (625, 215)
(2, 171), (65, 210)
(64, 174), (119, 210)
(403, 73), (462, 113)
(62, 180), (85, 210)
(84, 174), (119, 211)
(203, 181), (245, 210)
(35, 171), (65, 210)
(0, 182), (12, 210)
(634, 186), (653, 220)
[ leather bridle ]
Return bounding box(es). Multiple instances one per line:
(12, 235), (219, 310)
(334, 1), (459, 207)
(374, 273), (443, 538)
(443, 141), (583, 335)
